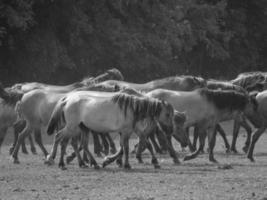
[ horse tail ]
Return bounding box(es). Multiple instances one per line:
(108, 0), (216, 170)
(47, 97), (67, 135)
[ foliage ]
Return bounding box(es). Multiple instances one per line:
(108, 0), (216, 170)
(0, 0), (266, 85)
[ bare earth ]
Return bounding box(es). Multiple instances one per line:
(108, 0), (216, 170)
(0, 121), (267, 200)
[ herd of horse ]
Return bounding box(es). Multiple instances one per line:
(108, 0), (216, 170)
(0, 68), (267, 170)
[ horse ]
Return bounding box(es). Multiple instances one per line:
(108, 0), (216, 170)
(229, 71), (267, 152)
(244, 90), (267, 162)
(189, 79), (251, 153)
(3, 83), (119, 164)
(146, 88), (253, 163)
(45, 90), (185, 169)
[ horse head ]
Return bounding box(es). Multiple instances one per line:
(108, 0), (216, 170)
(106, 68), (124, 81)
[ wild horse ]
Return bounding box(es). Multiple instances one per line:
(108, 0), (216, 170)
(45, 91), (185, 169)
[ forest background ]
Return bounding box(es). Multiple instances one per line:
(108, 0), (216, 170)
(0, 0), (266, 85)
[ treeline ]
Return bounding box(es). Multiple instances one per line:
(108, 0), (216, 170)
(0, 0), (266, 85)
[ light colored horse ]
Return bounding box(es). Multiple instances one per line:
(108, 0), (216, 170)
(191, 79), (251, 153)
(8, 83), (119, 164)
(244, 90), (267, 161)
(146, 88), (252, 163)
(45, 91), (182, 169)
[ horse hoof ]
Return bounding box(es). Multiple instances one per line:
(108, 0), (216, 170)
(13, 158), (20, 164)
(96, 153), (102, 158)
(242, 146), (249, 153)
(79, 163), (89, 168)
(9, 148), (14, 155)
(31, 149), (37, 155)
(154, 164), (161, 169)
(110, 148), (117, 154)
(94, 165), (100, 170)
(247, 156), (255, 162)
(231, 148), (238, 154)
(116, 159), (123, 168)
(225, 148), (231, 154)
(137, 158), (143, 164)
(183, 156), (192, 161)
(173, 159), (181, 165)
(124, 164), (132, 169)
(209, 158), (218, 163)
(59, 166), (67, 170)
(102, 161), (108, 168)
(44, 157), (55, 166)
(22, 150), (28, 154)
(66, 156), (74, 164)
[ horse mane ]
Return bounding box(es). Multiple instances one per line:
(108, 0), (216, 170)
(231, 71), (267, 91)
(120, 87), (143, 97)
(199, 89), (248, 111)
(151, 75), (206, 88)
(112, 93), (164, 123)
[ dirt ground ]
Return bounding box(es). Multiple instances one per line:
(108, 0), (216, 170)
(0, 121), (267, 200)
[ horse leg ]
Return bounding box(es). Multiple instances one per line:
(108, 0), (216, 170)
(155, 126), (168, 153)
(231, 119), (241, 153)
(192, 127), (198, 152)
(33, 128), (48, 157)
(102, 133), (124, 168)
(11, 124), (32, 164)
(122, 134), (131, 169)
(105, 133), (116, 154)
(81, 132), (100, 169)
(21, 139), (28, 154)
(247, 127), (266, 162)
(0, 126), (8, 153)
(136, 135), (147, 164)
(66, 143), (83, 164)
(207, 127), (218, 163)
(166, 134), (180, 164)
(70, 137), (87, 168)
(149, 132), (162, 154)
(146, 140), (160, 169)
(27, 134), (37, 154)
(184, 128), (206, 161)
(99, 133), (109, 155)
(10, 120), (26, 155)
(240, 119), (252, 153)
(216, 124), (230, 153)
(105, 133), (117, 154)
(92, 131), (102, 157)
(58, 138), (68, 170)
(45, 129), (65, 165)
